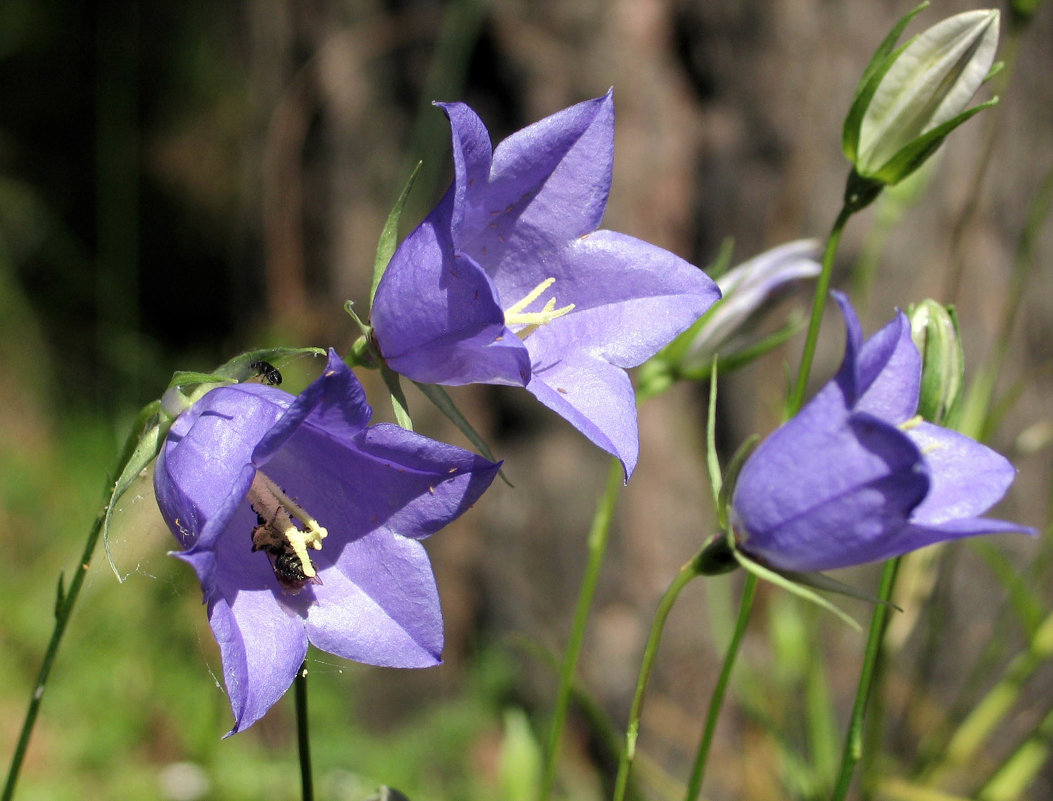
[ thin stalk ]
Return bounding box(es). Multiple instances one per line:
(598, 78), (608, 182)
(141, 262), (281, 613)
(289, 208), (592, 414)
(683, 573), (759, 801)
(787, 205), (853, 417)
(830, 557), (901, 801)
(613, 555), (705, 801)
(2, 501), (110, 801)
(538, 458), (623, 801)
(295, 661), (314, 801)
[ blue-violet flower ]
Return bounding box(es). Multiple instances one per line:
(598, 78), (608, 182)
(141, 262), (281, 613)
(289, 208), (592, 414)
(154, 350), (500, 734)
(731, 294), (1034, 572)
(370, 91), (721, 477)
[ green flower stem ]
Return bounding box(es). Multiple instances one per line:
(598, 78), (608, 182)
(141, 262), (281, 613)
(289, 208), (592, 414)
(830, 557), (901, 801)
(2, 496), (111, 801)
(538, 457), (623, 801)
(787, 204), (853, 418)
(613, 554), (706, 801)
(295, 661), (315, 801)
(683, 573), (759, 801)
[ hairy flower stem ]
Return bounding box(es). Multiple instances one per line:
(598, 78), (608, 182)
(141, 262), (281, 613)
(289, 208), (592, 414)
(683, 573), (758, 801)
(295, 662), (314, 801)
(787, 204), (853, 418)
(2, 481), (115, 800)
(538, 458), (623, 801)
(830, 557), (901, 801)
(612, 555), (705, 801)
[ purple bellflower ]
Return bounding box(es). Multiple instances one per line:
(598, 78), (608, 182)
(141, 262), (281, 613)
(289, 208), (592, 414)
(370, 92), (721, 478)
(154, 350), (500, 735)
(730, 294), (1034, 573)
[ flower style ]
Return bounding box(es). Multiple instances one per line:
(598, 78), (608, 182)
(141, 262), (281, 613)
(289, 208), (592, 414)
(154, 350), (500, 734)
(730, 294), (1034, 573)
(370, 91), (721, 478)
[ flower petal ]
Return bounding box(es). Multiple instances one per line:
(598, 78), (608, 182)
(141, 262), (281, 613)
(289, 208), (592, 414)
(306, 530), (443, 667)
(254, 350), (371, 462)
(190, 504), (310, 736)
(906, 421), (1021, 524)
(155, 384), (288, 548)
(733, 413), (929, 572)
(526, 352), (639, 477)
(446, 92), (614, 262)
(371, 204), (530, 386)
(520, 230), (720, 367)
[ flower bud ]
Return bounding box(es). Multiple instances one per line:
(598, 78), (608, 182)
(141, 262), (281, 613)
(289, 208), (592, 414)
(843, 6), (999, 191)
(638, 240), (820, 396)
(908, 299), (964, 426)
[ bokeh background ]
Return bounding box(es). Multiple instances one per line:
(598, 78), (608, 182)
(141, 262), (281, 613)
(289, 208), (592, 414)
(2, 1), (1051, 799)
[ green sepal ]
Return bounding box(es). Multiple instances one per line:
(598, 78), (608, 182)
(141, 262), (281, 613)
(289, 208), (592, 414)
(705, 358), (721, 509)
(842, 1), (930, 162)
(715, 434), (760, 531)
(380, 364), (414, 432)
(733, 549), (863, 632)
(371, 161), (423, 307)
(868, 96), (998, 185)
(412, 380), (511, 486)
(103, 399), (167, 581)
(166, 347), (327, 395)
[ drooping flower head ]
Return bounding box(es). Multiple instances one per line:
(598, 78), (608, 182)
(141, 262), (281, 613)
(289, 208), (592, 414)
(154, 350), (500, 734)
(730, 294), (1034, 573)
(370, 91), (721, 478)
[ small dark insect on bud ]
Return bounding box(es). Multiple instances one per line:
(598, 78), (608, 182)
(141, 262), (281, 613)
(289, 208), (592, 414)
(249, 360), (283, 386)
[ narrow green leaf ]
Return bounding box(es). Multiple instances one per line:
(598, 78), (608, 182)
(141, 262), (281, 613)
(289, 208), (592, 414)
(371, 161), (423, 306)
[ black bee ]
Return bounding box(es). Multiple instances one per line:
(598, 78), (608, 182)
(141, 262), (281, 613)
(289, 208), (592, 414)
(250, 509), (319, 594)
(249, 360), (283, 386)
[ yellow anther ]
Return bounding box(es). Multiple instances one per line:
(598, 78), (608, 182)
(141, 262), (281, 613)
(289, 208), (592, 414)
(504, 277), (575, 337)
(897, 415), (924, 432)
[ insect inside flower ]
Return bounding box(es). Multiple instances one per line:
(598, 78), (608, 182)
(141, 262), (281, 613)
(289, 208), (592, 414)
(247, 473), (327, 594)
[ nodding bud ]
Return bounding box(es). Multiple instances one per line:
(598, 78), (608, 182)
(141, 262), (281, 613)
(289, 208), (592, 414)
(908, 300), (964, 426)
(842, 6), (1000, 204)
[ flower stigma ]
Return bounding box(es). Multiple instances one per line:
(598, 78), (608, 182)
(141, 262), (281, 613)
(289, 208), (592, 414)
(246, 472), (329, 593)
(504, 277), (575, 339)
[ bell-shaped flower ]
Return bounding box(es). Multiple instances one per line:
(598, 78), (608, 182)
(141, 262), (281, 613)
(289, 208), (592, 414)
(843, 7), (999, 194)
(154, 350), (500, 734)
(370, 92), (721, 478)
(730, 294), (1034, 573)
